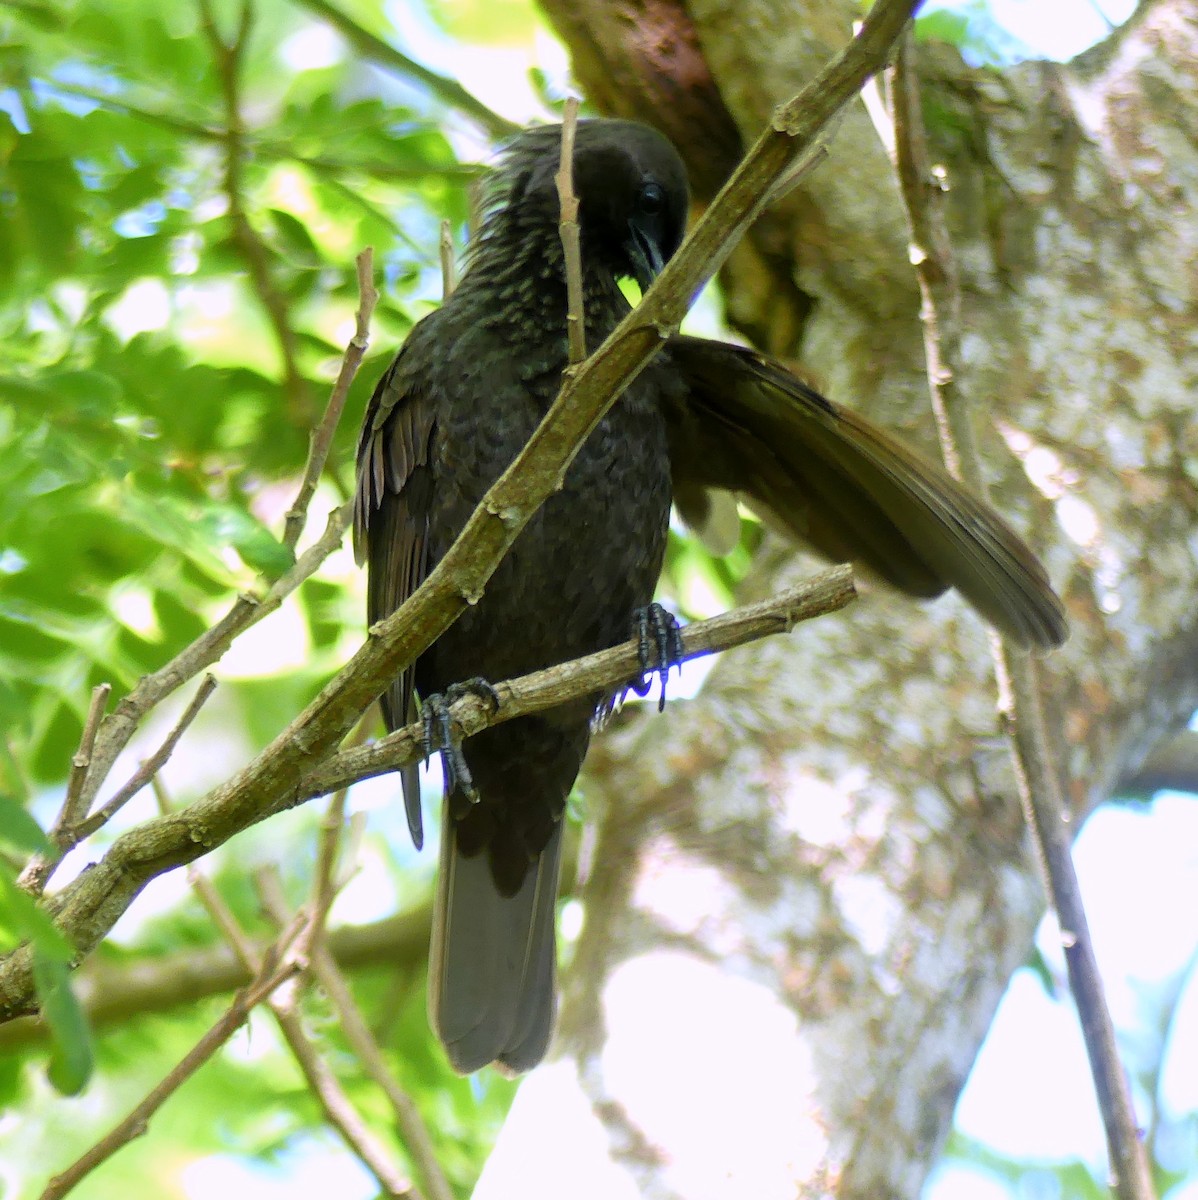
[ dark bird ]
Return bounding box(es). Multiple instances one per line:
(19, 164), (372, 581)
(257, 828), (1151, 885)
(354, 119), (1067, 1075)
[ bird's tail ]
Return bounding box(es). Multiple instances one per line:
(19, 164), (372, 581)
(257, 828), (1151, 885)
(429, 809), (561, 1075)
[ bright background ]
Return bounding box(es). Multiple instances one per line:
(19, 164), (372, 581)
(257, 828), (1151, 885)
(2, 0), (1192, 1197)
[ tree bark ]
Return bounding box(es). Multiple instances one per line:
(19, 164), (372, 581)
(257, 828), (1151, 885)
(478, 2), (1198, 1196)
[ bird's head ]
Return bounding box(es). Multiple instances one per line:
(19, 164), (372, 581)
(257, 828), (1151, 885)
(485, 119), (690, 293)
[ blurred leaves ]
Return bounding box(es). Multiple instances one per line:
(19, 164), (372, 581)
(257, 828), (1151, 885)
(0, 0), (526, 1189)
(0, 0), (469, 784)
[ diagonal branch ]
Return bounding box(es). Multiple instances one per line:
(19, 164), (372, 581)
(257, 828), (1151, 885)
(289, 0), (519, 139)
(258, 871), (440, 1200)
(72, 675), (218, 844)
(282, 248), (379, 552)
(0, 0), (918, 1021)
(38, 952), (302, 1199)
(61, 233), (377, 843)
(556, 98), (587, 364)
(19, 685), (111, 895)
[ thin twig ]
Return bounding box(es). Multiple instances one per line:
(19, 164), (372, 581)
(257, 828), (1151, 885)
(19, 684), (111, 895)
(201, 0), (314, 426)
(0, 0), (919, 1020)
(61, 685), (112, 833)
(556, 98), (586, 364)
(886, 33), (1153, 1200)
(439, 221), (456, 299)
(289, 0), (519, 139)
(258, 881), (453, 1200)
(283, 248), (379, 551)
(69, 500), (352, 844)
(253, 869), (417, 1198)
(39, 955), (300, 1200)
(305, 566), (856, 800)
(70, 675), (218, 845)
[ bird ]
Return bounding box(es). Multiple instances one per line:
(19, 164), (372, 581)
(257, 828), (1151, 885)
(353, 118), (1067, 1075)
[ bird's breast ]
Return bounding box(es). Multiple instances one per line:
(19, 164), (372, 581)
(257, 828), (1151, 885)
(421, 352), (673, 692)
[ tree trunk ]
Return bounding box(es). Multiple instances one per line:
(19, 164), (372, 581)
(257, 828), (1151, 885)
(478, 2), (1198, 1195)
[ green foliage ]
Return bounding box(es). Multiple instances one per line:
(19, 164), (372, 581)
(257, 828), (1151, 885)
(0, 0), (468, 787)
(7, 0), (1158, 1196)
(0, 0), (502, 1188)
(0, 865), (93, 1094)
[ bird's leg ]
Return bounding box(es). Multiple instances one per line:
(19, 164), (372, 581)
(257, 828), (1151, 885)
(630, 602), (685, 713)
(420, 678), (501, 802)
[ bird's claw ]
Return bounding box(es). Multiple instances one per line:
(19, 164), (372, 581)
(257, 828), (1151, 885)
(631, 602), (685, 712)
(420, 678), (500, 802)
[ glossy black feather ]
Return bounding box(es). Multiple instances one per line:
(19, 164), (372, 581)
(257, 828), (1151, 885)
(353, 118), (1067, 1076)
(663, 337), (1068, 649)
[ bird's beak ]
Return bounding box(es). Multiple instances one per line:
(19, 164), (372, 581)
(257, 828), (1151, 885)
(626, 216), (666, 291)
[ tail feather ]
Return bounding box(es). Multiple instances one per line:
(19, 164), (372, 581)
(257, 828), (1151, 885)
(429, 809), (561, 1074)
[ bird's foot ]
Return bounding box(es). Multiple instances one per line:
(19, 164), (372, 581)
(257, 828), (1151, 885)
(420, 678), (500, 802)
(630, 602), (685, 713)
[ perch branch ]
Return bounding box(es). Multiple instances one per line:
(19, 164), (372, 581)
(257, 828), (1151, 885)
(0, 0), (916, 1019)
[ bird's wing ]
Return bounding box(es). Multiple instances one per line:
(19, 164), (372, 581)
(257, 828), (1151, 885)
(354, 346), (437, 848)
(664, 335), (1067, 650)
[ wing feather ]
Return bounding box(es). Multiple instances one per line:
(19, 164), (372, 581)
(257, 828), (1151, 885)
(353, 350), (438, 846)
(665, 336), (1067, 649)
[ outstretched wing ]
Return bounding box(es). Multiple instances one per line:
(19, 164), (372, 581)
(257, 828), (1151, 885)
(354, 345), (438, 847)
(664, 335), (1067, 650)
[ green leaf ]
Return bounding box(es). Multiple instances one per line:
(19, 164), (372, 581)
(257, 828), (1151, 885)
(0, 795), (52, 855)
(33, 949), (94, 1095)
(0, 865), (72, 958)
(915, 9), (970, 47)
(203, 505), (296, 579)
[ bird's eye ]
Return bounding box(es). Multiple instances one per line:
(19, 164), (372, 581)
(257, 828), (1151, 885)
(639, 182), (665, 215)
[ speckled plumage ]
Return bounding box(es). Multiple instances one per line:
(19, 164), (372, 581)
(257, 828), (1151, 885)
(356, 121), (687, 1074)
(354, 119), (1067, 1076)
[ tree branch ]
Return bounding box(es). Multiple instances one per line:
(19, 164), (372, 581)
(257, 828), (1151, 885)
(59, 234), (375, 835)
(0, 0), (915, 1019)
(38, 953), (302, 1199)
(142, 778), (417, 1200)
(0, 909), (432, 1051)
(72, 675), (218, 845)
(66, 500), (352, 839)
(303, 567), (855, 802)
(288, 0), (520, 140)
(259, 874), (449, 1200)
(282, 248), (379, 552)
(201, 0), (315, 426)
(250, 868), (416, 1199)
(19, 685), (110, 896)
(887, 33), (1153, 1200)
(556, 98), (587, 364)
